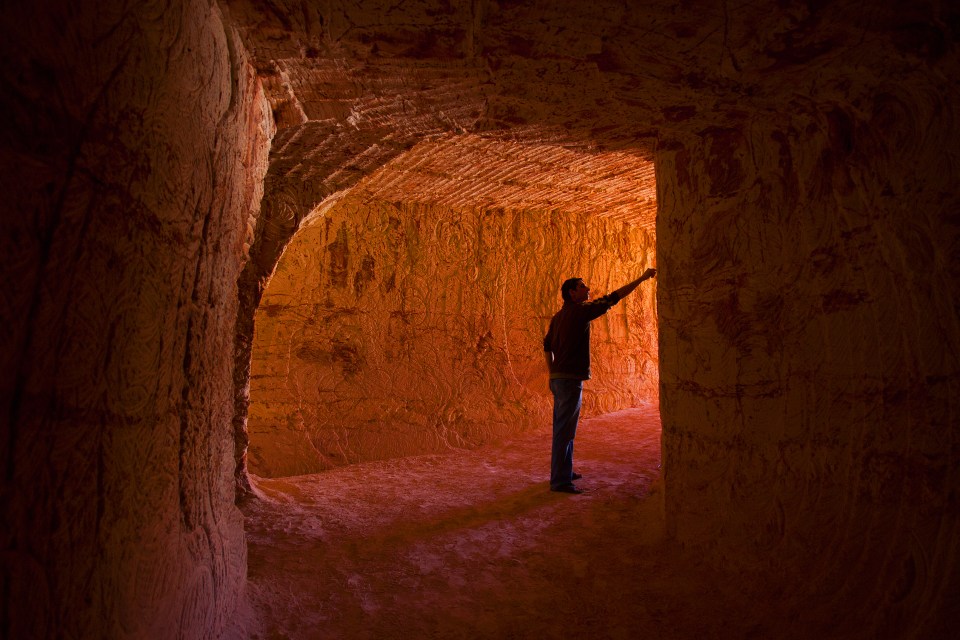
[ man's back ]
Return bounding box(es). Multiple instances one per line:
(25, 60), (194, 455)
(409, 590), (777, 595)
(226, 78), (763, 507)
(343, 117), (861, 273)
(544, 293), (621, 380)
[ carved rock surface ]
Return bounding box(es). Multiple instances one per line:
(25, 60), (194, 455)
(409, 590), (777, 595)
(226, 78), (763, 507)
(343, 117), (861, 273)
(0, 1), (270, 638)
(248, 155), (658, 475)
(658, 101), (960, 635)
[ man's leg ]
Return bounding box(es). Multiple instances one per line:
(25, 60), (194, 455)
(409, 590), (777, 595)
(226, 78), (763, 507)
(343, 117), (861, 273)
(549, 378), (583, 490)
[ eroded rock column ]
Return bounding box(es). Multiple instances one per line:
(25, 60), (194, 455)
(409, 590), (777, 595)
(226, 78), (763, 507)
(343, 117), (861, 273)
(658, 85), (959, 635)
(0, 1), (270, 637)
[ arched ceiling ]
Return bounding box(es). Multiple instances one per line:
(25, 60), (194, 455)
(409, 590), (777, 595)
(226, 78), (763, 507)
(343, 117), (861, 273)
(226, 0), (925, 224)
(352, 132), (657, 226)
(226, 0), (945, 291)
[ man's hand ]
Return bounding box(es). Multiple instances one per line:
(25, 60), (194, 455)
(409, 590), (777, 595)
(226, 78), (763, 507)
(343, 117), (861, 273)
(642, 268), (657, 280)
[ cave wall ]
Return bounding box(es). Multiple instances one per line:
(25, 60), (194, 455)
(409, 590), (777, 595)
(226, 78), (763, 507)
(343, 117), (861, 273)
(0, 1), (271, 637)
(658, 85), (960, 636)
(248, 194), (657, 477)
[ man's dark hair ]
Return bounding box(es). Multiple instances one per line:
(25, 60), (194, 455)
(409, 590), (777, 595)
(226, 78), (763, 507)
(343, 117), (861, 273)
(560, 277), (583, 302)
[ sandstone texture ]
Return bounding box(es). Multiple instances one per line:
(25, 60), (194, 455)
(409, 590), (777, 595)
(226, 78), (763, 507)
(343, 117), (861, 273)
(247, 185), (657, 476)
(1, 0), (958, 638)
(1, 1), (270, 638)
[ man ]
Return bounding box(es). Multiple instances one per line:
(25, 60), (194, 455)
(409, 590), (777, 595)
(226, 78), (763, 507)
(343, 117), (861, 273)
(543, 269), (657, 493)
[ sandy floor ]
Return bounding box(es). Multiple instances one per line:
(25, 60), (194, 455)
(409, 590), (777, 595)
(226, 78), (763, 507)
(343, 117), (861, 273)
(227, 406), (767, 639)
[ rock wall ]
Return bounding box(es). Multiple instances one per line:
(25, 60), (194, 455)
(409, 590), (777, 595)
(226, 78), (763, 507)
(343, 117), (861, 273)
(248, 194), (657, 477)
(0, 1), (270, 637)
(658, 87), (960, 635)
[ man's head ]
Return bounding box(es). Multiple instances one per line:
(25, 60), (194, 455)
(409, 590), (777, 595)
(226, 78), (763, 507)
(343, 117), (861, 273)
(561, 277), (590, 303)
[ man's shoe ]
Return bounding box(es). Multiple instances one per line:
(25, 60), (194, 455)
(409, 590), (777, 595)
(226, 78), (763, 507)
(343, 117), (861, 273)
(571, 472), (582, 480)
(551, 484), (583, 494)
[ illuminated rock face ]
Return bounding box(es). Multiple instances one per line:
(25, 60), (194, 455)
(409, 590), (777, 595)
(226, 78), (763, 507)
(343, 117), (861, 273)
(248, 193), (657, 476)
(2, 0), (958, 638)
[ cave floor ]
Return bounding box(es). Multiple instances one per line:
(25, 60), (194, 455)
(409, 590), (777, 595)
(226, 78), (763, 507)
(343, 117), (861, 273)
(228, 406), (771, 639)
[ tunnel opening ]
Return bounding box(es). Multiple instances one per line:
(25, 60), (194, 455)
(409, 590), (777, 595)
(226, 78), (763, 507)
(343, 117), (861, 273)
(234, 134), (668, 638)
(244, 133), (659, 479)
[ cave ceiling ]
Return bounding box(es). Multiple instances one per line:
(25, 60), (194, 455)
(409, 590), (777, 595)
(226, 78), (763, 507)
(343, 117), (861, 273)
(351, 133), (657, 225)
(225, 0), (931, 218)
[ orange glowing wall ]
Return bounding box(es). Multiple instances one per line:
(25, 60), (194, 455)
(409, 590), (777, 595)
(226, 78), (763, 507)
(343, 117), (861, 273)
(247, 194), (657, 477)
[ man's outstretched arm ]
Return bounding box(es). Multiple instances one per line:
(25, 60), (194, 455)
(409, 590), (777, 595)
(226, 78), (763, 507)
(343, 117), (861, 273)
(612, 268), (657, 300)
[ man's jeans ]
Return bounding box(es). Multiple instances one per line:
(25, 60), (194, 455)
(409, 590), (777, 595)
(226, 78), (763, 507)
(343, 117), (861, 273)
(550, 378), (583, 489)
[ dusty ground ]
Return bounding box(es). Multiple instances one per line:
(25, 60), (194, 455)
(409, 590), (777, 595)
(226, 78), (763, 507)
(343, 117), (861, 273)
(227, 406), (770, 639)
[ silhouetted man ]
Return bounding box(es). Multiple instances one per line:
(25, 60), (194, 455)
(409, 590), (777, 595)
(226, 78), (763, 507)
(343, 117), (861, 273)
(543, 269), (657, 493)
